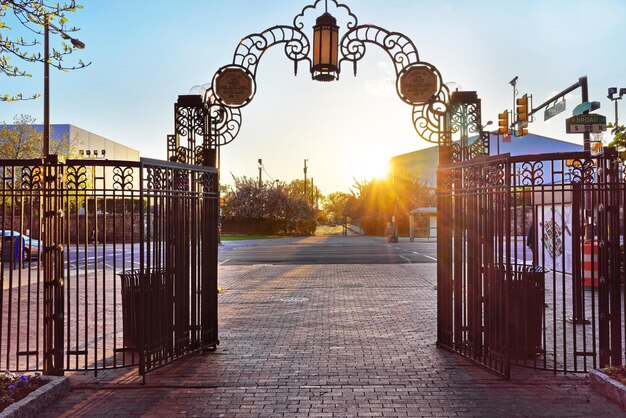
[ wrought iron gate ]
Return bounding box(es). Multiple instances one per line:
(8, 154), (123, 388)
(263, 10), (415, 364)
(0, 156), (219, 376)
(437, 148), (625, 378)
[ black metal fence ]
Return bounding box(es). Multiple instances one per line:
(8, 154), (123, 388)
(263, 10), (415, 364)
(0, 157), (219, 376)
(437, 148), (625, 378)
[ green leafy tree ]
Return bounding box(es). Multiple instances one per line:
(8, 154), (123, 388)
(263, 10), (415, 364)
(284, 178), (323, 207)
(341, 176), (435, 235)
(322, 191), (349, 225)
(0, 0), (89, 101)
(0, 114), (79, 158)
(0, 114), (83, 214)
(608, 123), (626, 161)
(221, 176), (317, 235)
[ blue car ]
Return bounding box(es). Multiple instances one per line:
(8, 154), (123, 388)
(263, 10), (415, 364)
(1, 231), (42, 260)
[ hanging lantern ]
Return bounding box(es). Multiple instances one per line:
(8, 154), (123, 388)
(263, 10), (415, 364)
(312, 12), (339, 82)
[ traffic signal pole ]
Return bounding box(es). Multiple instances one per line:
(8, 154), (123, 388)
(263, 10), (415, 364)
(529, 76), (591, 151)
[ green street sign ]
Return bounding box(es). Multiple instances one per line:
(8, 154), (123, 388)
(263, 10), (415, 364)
(572, 101), (600, 116)
(566, 113), (607, 134)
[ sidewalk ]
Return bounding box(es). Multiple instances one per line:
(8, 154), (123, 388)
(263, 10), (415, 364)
(41, 264), (622, 417)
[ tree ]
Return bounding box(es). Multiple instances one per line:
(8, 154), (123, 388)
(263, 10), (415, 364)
(322, 191), (349, 224)
(0, 114), (79, 158)
(608, 123), (626, 162)
(221, 176), (317, 235)
(0, 0), (88, 101)
(339, 176), (436, 236)
(284, 178), (323, 207)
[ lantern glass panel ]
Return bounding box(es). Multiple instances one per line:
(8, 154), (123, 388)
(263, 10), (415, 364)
(313, 29), (322, 66)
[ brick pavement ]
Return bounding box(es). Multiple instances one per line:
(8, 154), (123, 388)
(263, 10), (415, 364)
(41, 263), (623, 417)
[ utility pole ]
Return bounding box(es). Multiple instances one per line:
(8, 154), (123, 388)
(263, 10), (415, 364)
(310, 177), (314, 206)
(509, 76), (518, 136)
(304, 159), (308, 199)
(580, 77), (590, 152)
(258, 159), (262, 187)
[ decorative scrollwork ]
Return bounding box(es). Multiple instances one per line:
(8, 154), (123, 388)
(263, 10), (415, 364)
(176, 147), (190, 165)
(205, 88), (242, 147)
(412, 86), (450, 145)
(194, 146), (205, 166)
(20, 166), (43, 190)
(172, 168), (190, 191)
(468, 134), (488, 160)
(294, 0), (358, 30)
(519, 161), (544, 186)
(463, 166), (480, 188)
(146, 166), (166, 191)
(167, 134), (178, 162)
(569, 159), (595, 184)
(187, 1), (451, 160)
(485, 163), (505, 186)
(66, 165), (87, 190)
(199, 171), (218, 194)
(451, 143), (462, 164)
(113, 166), (135, 191)
(175, 105), (204, 138)
(233, 26), (311, 77)
(339, 25), (419, 77)
(449, 102), (479, 136)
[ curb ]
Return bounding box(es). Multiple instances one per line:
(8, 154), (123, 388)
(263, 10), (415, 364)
(1, 376), (70, 418)
(589, 369), (626, 411)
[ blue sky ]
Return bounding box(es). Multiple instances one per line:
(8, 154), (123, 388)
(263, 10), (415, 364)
(1, 0), (625, 194)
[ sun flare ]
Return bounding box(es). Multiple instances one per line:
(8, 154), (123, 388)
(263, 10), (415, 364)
(348, 154), (390, 182)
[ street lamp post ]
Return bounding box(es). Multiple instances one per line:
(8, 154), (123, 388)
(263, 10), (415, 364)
(43, 17), (85, 158)
(41, 16), (85, 376)
(607, 87), (625, 128)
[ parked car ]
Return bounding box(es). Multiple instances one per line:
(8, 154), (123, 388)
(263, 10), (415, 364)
(1, 231), (42, 260)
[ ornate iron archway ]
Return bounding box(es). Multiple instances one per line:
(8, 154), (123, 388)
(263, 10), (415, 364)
(167, 0), (457, 167)
(164, 0), (498, 379)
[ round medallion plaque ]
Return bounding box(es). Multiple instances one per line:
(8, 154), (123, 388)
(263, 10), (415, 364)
(214, 67), (255, 107)
(398, 65), (439, 105)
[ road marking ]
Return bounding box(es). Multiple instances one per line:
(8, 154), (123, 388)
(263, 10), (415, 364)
(410, 250), (437, 262)
(399, 255), (411, 263)
(219, 259), (230, 266)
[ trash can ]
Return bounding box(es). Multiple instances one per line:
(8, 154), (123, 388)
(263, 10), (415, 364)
(486, 264), (546, 359)
(118, 269), (170, 351)
(2, 235), (25, 269)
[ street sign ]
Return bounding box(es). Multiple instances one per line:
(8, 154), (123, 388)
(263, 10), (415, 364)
(544, 100), (566, 121)
(566, 113), (607, 134)
(572, 101), (600, 116)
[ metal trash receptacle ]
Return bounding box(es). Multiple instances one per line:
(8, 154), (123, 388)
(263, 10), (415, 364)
(118, 269), (169, 351)
(2, 235), (24, 269)
(487, 264), (546, 359)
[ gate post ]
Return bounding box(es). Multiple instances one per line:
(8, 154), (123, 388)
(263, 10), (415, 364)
(204, 105), (219, 349)
(436, 119), (453, 349)
(42, 155), (65, 376)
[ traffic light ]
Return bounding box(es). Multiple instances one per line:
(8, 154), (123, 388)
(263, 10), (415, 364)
(516, 95), (529, 123)
(516, 95), (529, 137)
(498, 111), (509, 135)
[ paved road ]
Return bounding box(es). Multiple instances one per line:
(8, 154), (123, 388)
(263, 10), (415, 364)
(218, 235), (438, 265)
(42, 263), (623, 417)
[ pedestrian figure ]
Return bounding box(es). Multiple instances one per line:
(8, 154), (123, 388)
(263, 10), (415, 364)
(385, 222), (393, 243)
(527, 223), (534, 249)
(527, 223), (536, 257)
